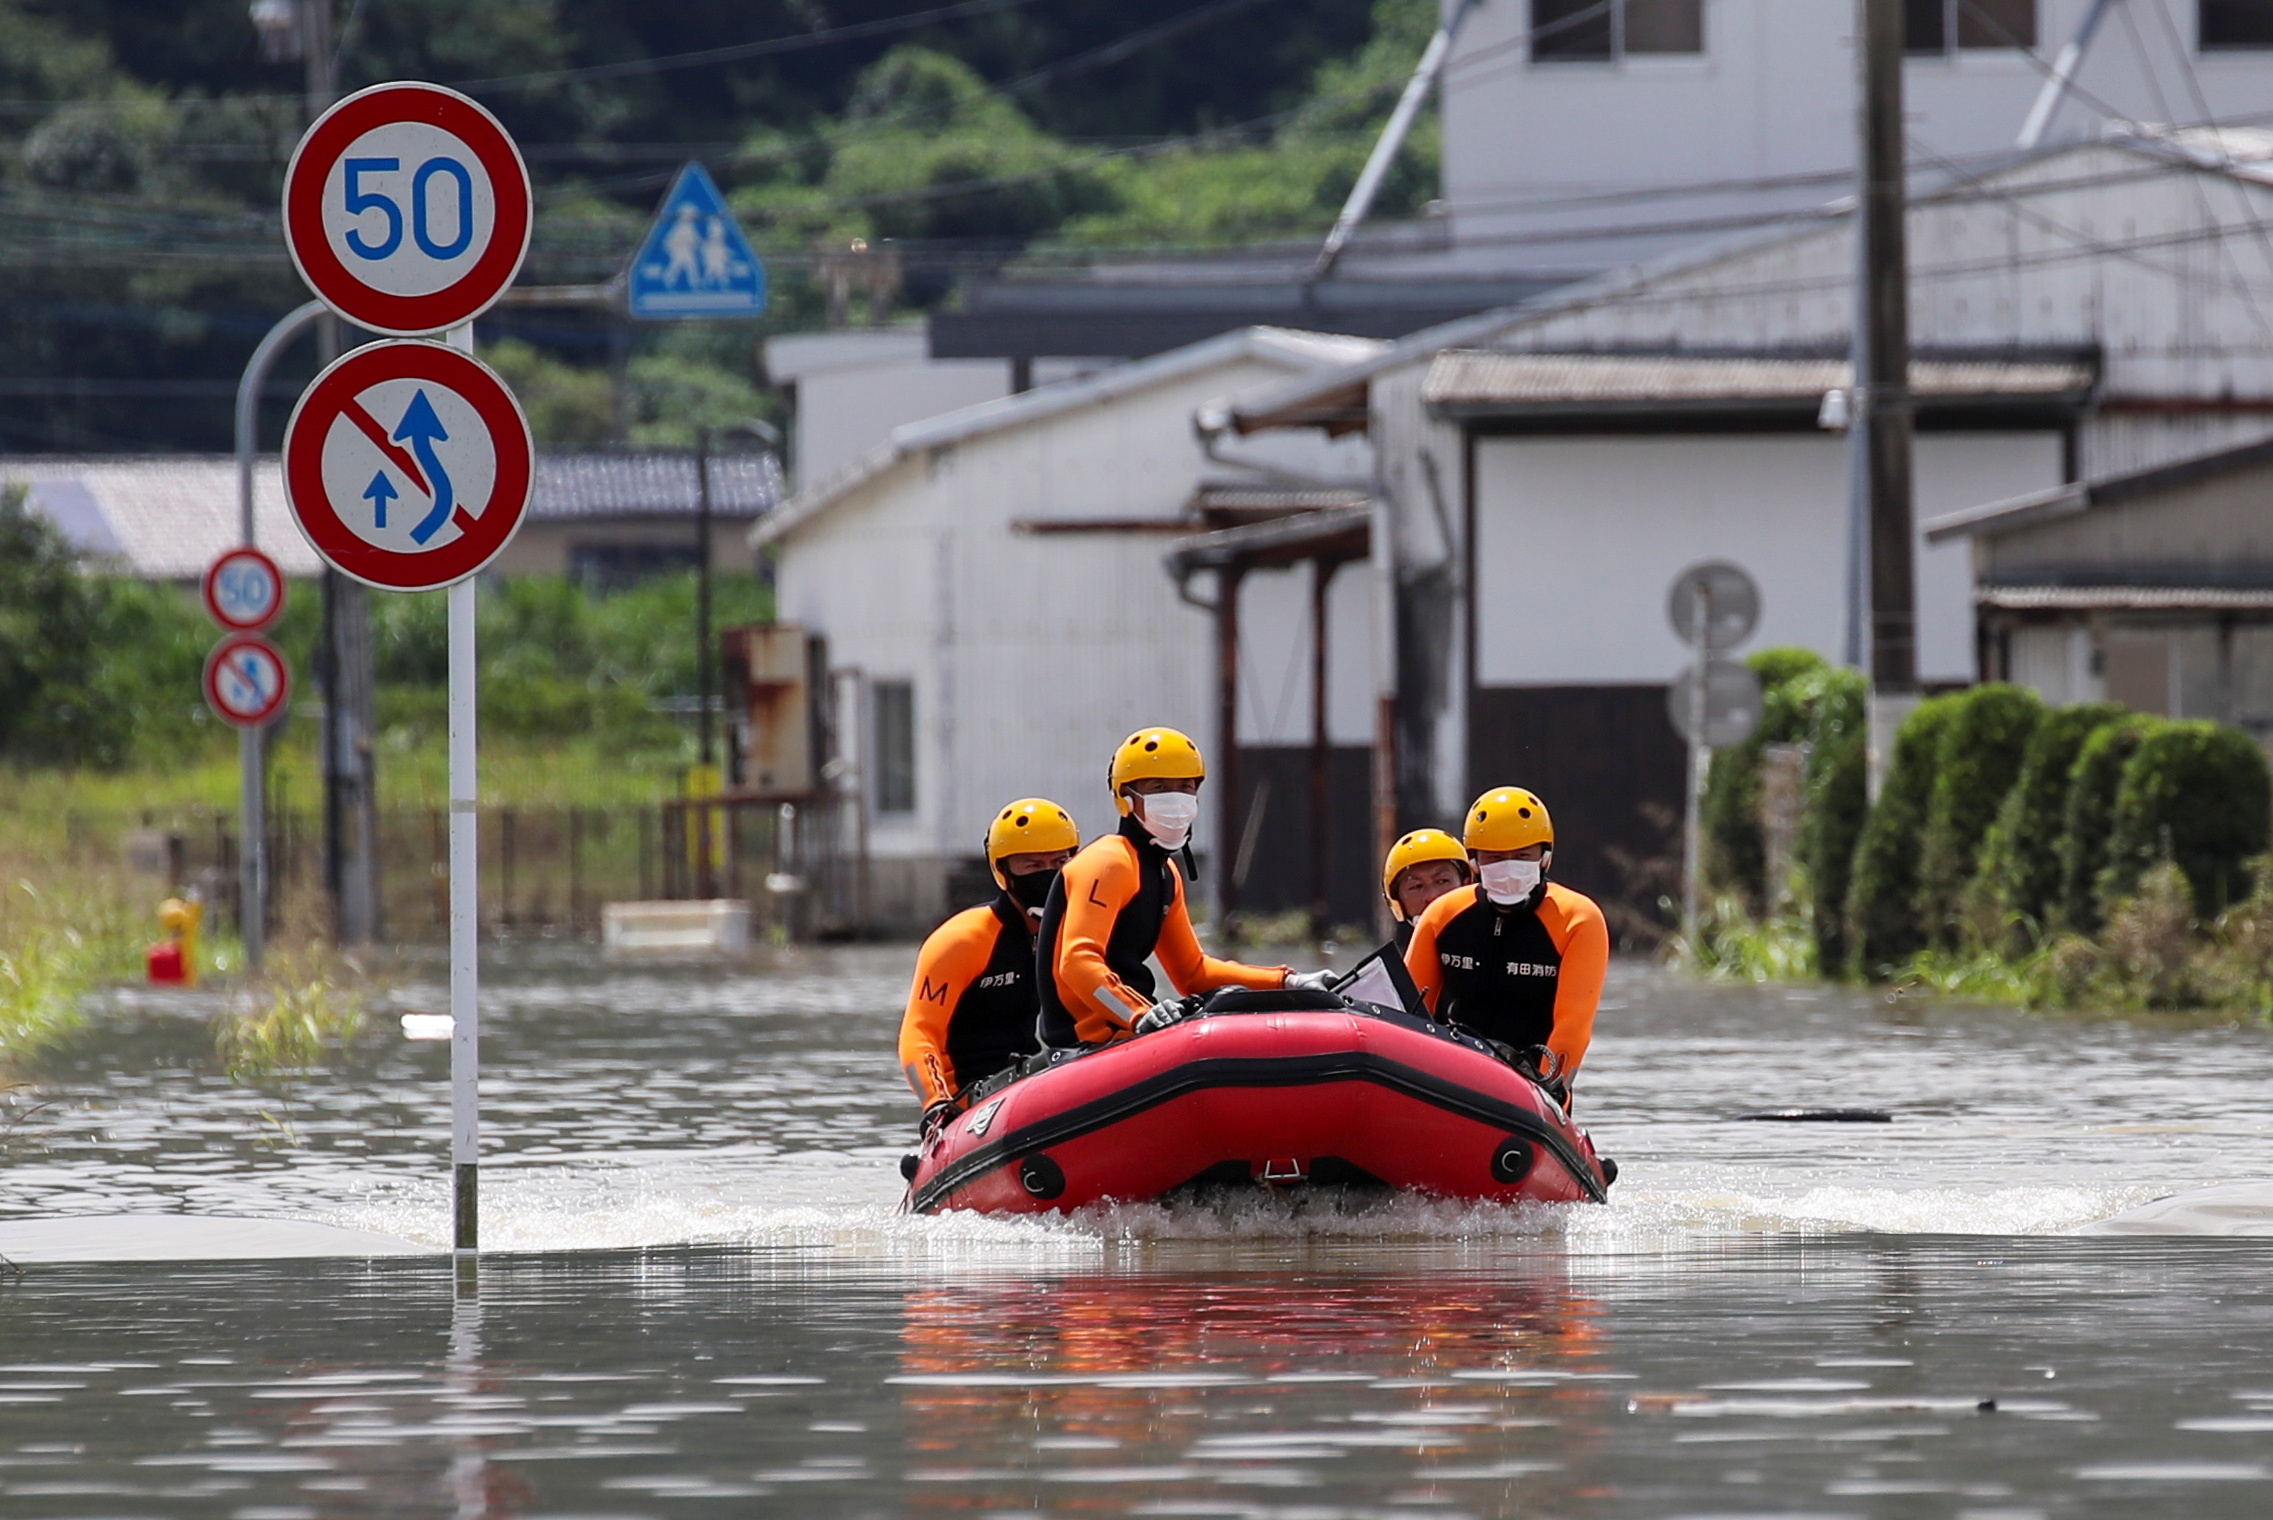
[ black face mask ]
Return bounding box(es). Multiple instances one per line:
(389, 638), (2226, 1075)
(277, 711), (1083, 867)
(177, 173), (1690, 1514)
(1005, 868), (1058, 912)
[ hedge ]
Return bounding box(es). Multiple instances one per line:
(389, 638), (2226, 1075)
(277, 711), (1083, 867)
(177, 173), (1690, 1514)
(2100, 720), (2273, 918)
(1797, 666), (1868, 970)
(1977, 702), (2128, 941)
(2059, 716), (2154, 935)
(1702, 647), (1829, 910)
(1916, 683), (2044, 945)
(1844, 692), (1962, 976)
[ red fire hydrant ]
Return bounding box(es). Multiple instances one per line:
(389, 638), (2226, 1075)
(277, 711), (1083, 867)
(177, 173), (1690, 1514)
(146, 896), (201, 987)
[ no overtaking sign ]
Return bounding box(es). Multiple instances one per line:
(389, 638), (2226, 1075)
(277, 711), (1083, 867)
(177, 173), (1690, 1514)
(282, 339), (533, 593)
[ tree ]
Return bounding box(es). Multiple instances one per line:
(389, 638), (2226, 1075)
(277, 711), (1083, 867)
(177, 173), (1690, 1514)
(1915, 683), (2043, 945)
(1844, 693), (1961, 977)
(0, 486), (121, 764)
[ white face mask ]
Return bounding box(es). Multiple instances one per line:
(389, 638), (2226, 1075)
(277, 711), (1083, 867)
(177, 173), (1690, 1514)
(1134, 791), (1199, 850)
(1479, 856), (1543, 906)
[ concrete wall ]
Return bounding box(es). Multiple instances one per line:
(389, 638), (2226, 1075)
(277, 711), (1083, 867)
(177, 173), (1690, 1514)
(1472, 431), (2062, 685)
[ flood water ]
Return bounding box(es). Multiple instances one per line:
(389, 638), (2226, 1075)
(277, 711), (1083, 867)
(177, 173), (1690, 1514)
(4, 950), (2272, 1517)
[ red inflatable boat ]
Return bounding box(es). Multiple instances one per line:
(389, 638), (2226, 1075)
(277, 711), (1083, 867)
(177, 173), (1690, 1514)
(902, 987), (1613, 1215)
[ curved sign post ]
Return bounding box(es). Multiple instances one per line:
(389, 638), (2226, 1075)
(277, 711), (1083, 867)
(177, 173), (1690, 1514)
(283, 82), (531, 336)
(281, 80), (534, 1256)
(203, 634), (291, 729)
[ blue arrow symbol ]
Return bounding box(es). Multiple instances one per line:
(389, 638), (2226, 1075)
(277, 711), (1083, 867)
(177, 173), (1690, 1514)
(363, 471), (398, 529)
(392, 389), (455, 545)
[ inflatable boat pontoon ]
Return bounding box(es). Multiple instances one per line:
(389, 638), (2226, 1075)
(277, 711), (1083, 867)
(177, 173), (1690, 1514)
(902, 974), (1613, 1215)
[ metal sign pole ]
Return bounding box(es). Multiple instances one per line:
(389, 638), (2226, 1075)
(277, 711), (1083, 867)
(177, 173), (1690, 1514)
(1683, 582), (1709, 939)
(233, 300), (324, 972)
(446, 321), (480, 1254)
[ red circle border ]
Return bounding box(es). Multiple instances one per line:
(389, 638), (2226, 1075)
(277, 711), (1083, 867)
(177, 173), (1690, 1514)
(204, 634), (291, 729)
(201, 546), (287, 633)
(283, 82), (532, 336)
(282, 341), (534, 593)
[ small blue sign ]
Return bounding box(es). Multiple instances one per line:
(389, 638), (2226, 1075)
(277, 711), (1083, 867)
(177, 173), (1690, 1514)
(627, 163), (766, 319)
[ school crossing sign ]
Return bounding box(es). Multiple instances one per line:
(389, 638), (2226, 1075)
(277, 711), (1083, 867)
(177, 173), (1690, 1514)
(627, 163), (767, 319)
(282, 340), (533, 593)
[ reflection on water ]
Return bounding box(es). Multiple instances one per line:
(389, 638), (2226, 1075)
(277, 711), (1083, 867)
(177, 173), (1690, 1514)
(5, 1241), (2273, 1516)
(7, 948), (2273, 1512)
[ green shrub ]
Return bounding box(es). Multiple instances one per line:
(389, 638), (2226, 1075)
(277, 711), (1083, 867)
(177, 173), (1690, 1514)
(1701, 647), (1829, 910)
(2100, 720), (2273, 918)
(1844, 692), (1962, 978)
(1976, 703), (2127, 942)
(1917, 683), (2044, 945)
(2059, 716), (2154, 934)
(1797, 666), (1869, 970)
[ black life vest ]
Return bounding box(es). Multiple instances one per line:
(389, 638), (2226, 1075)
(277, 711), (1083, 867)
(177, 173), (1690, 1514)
(1034, 816), (1178, 1049)
(1430, 888), (1563, 1050)
(944, 896), (1042, 1090)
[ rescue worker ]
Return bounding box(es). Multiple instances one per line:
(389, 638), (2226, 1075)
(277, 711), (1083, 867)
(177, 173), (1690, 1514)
(1381, 828), (1473, 948)
(1402, 787), (1609, 1098)
(899, 797), (1080, 1133)
(1038, 727), (1336, 1048)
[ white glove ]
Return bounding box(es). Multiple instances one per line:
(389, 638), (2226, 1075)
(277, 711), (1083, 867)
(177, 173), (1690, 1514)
(1285, 969), (1339, 995)
(1133, 1000), (1186, 1035)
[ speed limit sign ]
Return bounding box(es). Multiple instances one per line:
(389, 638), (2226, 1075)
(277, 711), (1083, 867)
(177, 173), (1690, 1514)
(282, 82), (532, 335)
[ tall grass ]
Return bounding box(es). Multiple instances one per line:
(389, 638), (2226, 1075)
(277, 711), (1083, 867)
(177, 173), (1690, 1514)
(0, 871), (141, 1074)
(1677, 893), (1819, 984)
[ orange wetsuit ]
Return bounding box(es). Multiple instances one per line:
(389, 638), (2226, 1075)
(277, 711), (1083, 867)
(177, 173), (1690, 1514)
(898, 895), (1041, 1109)
(1402, 881), (1608, 1080)
(1037, 817), (1289, 1048)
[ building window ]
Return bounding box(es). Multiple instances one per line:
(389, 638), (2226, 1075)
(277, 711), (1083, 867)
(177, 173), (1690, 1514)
(2202, 2), (2273, 49)
(1907, 0), (2036, 53)
(1533, 0), (1702, 62)
(873, 680), (915, 815)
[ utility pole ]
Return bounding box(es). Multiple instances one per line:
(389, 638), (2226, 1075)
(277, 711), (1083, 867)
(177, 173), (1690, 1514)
(301, 0), (382, 943)
(1857, 0), (1919, 793)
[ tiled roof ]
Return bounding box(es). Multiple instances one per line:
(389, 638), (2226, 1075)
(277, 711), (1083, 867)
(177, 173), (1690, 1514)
(1980, 584), (2273, 612)
(1, 450), (781, 579)
(1422, 351), (2097, 411)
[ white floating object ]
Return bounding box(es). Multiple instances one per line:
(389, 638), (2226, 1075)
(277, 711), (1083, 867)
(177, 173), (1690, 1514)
(602, 899), (750, 956)
(401, 1013), (456, 1041)
(0, 1215), (436, 1262)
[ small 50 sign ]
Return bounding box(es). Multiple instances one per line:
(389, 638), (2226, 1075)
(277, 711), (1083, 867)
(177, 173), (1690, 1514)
(283, 82), (531, 337)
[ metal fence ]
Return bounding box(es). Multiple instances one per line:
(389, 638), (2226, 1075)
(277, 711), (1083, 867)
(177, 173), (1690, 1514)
(75, 796), (869, 943)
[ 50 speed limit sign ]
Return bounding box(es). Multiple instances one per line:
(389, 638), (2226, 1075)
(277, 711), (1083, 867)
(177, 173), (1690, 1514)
(283, 82), (532, 335)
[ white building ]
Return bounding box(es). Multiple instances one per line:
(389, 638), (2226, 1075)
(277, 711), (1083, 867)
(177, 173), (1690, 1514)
(1442, 0), (2273, 275)
(751, 327), (1382, 930)
(1215, 131), (2273, 921)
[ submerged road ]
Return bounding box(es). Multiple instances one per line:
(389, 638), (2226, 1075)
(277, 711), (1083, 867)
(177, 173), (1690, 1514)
(2, 952), (2269, 1515)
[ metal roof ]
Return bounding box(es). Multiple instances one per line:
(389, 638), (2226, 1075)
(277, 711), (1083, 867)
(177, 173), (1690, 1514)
(1212, 137), (2254, 438)
(1163, 506), (1372, 581)
(751, 326), (1385, 551)
(2, 450), (782, 579)
(1422, 351), (2098, 415)
(1926, 432), (2273, 542)
(1980, 585), (2273, 612)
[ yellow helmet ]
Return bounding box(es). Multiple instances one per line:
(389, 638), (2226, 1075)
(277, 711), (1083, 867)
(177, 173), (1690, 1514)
(1108, 727), (1205, 815)
(1382, 829), (1471, 922)
(1464, 787), (1554, 854)
(985, 797), (1081, 889)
